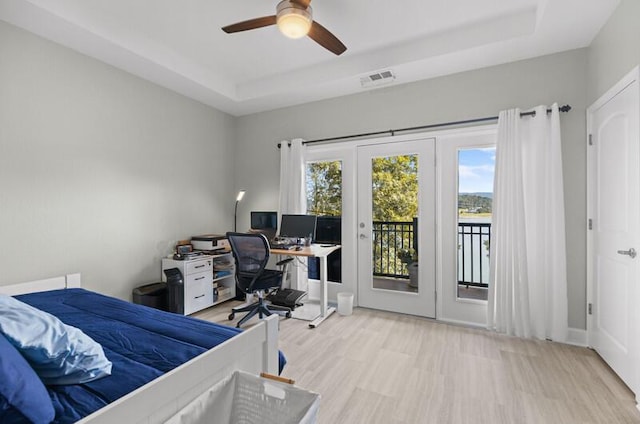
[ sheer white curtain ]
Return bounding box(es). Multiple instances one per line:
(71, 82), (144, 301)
(278, 138), (307, 290)
(488, 104), (568, 342)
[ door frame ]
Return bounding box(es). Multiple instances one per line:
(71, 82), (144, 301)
(586, 65), (640, 401)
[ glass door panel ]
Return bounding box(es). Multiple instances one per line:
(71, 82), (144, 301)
(306, 160), (342, 283)
(370, 154), (419, 293)
(357, 139), (435, 318)
(456, 147), (495, 301)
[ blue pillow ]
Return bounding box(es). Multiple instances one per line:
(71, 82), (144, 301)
(0, 332), (55, 423)
(0, 294), (112, 385)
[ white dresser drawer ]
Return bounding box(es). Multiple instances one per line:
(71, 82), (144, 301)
(184, 272), (214, 315)
(185, 258), (212, 275)
(185, 270), (212, 286)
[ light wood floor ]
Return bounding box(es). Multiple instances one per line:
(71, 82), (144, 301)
(195, 302), (640, 424)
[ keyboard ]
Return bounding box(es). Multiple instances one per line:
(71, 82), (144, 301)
(270, 240), (294, 249)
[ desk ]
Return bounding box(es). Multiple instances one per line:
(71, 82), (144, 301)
(270, 244), (341, 328)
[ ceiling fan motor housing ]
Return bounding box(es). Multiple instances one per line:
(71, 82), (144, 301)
(276, 0), (313, 39)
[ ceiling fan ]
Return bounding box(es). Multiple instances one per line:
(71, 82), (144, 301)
(221, 0), (347, 56)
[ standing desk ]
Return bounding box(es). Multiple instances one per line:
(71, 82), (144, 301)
(270, 244), (341, 328)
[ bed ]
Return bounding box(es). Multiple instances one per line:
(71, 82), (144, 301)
(0, 273), (282, 424)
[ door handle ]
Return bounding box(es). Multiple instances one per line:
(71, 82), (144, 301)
(617, 248), (637, 259)
(359, 234), (367, 239)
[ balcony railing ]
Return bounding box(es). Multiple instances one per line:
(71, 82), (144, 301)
(458, 222), (491, 288)
(371, 220), (491, 288)
(372, 220), (415, 278)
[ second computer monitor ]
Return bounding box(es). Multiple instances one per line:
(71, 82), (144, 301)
(251, 211), (278, 230)
(314, 216), (341, 244)
(279, 214), (317, 240)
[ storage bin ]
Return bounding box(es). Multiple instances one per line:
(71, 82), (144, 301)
(132, 282), (167, 311)
(164, 371), (320, 424)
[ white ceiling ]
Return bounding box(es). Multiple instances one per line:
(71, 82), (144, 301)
(0, 0), (620, 116)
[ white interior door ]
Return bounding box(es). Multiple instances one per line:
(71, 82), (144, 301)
(587, 67), (640, 399)
(357, 139), (436, 318)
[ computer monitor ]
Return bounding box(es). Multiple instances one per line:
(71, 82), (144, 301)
(279, 214), (317, 240)
(314, 216), (341, 244)
(250, 211), (277, 230)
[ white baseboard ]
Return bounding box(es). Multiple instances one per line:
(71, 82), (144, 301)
(435, 320), (589, 347)
(436, 317), (487, 330)
(566, 327), (588, 347)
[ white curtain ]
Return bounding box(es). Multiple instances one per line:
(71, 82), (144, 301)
(278, 139), (307, 290)
(487, 103), (568, 342)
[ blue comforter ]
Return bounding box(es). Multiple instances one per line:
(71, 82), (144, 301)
(15, 289), (285, 423)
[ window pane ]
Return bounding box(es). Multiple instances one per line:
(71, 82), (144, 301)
(306, 161), (342, 216)
(370, 154), (419, 293)
(306, 161), (342, 283)
(457, 147), (495, 301)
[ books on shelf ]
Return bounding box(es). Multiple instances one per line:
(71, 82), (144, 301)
(217, 287), (232, 298)
(214, 270), (232, 279)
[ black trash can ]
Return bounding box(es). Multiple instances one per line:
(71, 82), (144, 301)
(132, 282), (167, 311)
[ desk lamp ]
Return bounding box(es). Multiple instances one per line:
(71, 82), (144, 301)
(234, 190), (246, 232)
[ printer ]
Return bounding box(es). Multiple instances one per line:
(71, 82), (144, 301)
(191, 234), (229, 252)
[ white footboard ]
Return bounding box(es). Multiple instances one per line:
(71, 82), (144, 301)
(78, 314), (280, 424)
(0, 274), (281, 424)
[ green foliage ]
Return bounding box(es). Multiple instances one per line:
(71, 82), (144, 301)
(397, 248), (417, 264)
(306, 155), (419, 277)
(306, 155), (419, 220)
(306, 161), (342, 215)
(371, 155), (418, 221)
(458, 194), (492, 213)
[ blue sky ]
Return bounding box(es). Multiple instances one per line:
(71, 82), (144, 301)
(458, 147), (495, 193)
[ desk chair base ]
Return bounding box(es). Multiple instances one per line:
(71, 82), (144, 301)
(229, 296), (291, 328)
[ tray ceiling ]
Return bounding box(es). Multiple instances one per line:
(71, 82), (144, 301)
(0, 0), (620, 115)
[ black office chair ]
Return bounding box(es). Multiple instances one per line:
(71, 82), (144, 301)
(226, 232), (293, 328)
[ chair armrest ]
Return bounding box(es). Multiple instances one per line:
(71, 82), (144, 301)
(276, 258), (294, 267)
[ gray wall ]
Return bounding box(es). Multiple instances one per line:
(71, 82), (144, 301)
(6, 0), (637, 328)
(236, 49), (589, 330)
(587, 0), (640, 104)
(0, 21), (236, 300)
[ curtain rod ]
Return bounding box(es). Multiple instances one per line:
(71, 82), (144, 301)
(278, 104), (571, 148)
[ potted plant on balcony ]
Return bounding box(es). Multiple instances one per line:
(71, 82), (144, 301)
(398, 248), (418, 288)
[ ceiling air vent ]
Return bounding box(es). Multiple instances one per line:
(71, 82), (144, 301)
(360, 69), (396, 88)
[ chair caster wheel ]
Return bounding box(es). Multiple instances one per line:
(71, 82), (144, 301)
(286, 311), (292, 319)
(228, 313), (235, 321)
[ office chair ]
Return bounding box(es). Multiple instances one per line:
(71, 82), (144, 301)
(226, 232), (293, 328)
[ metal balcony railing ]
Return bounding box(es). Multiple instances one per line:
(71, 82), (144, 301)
(372, 220), (415, 278)
(371, 220), (491, 288)
(458, 222), (491, 288)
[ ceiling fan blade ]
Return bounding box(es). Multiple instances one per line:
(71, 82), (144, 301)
(222, 15), (277, 33)
(290, 0), (312, 7)
(308, 21), (346, 56)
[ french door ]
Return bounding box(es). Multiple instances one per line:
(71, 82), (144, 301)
(356, 139), (436, 318)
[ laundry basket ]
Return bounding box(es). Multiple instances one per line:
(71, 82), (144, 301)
(164, 371), (320, 424)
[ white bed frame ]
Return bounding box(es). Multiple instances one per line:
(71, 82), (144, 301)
(0, 273), (280, 424)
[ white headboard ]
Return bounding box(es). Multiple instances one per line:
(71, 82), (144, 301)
(0, 273), (81, 296)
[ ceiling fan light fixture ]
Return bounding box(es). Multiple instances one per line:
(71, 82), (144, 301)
(276, 1), (312, 39)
